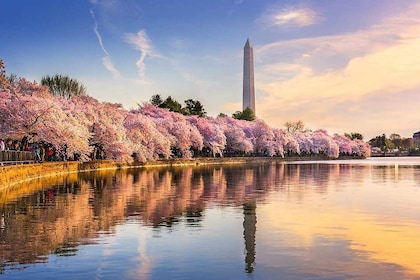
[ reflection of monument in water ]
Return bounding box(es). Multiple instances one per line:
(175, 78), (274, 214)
(243, 201), (257, 273)
(243, 38), (256, 114)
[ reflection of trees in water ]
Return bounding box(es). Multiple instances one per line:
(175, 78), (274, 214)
(0, 177), (89, 269)
(369, 165), (420, 184)
(0, 162), (350, 272)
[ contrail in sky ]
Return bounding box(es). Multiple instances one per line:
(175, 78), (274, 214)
(90, 8), (121, 78)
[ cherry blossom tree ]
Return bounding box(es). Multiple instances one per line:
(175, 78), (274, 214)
(188, 116), (225, 156)
(251, 119), (278, 156)
(272, 129), (286, 157)
(295, 130), (339, 158)
(295, 132), (313, 155)
(140, 104), (203, 158)
(62, 95), (132, 161)
(0, 68), (372, 162)
(353, 139), (371, 158)
(0, 79), (52, 138)
(125, 110), (171, 162)
(282, 130), (300, 155)
(333, 134), (353, 155)
(0, 80), (93, 159)
(312, 129), (339, 158)
(218, 117), (254, 155)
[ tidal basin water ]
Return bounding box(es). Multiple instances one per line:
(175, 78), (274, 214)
(1, 157), (420, 279)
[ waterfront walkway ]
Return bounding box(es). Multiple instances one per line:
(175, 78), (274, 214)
(0, 150), (35, 165)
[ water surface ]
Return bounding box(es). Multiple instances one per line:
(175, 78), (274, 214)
(1, 157), (420, 279)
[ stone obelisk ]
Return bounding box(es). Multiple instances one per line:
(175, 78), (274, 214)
(242, 38), (255, 114)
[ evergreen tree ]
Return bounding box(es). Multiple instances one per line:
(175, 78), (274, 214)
(184, 99), (206, 117)
(150, 95), (207, 117)
(232, 107), (256, 121)
(150, 94), (164, 106)
(160, 96), (188, 115)
(344, 132), (364, 140)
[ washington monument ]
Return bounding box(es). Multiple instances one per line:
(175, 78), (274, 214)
(243, 38), (255, 114)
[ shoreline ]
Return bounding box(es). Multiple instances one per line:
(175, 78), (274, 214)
(0, 156), (363, 191)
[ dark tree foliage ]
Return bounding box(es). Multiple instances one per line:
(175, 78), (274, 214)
(369, 134), (387, 149)
(161, 96), (188, 115)
(369, 133), (412, 151)
(232, 107), (256, 121)
(41, 74), (86, 98)
(344, 132), (364, 140)
(150, 94), (164, 106)
(184, 99), (206, 117)
(389, 133), (402, 148)
(150, 95), (207, 117)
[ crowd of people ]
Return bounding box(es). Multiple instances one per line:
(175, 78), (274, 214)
(0, 137), (108, 164)
(0, 137), (60, 163)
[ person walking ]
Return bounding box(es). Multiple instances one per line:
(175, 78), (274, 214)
(0, 138), (4, 164)
(33, 142), (41, 163)
(0, 139), (5, 151)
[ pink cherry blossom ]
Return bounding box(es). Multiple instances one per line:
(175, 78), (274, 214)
(0, 79), (371, 162)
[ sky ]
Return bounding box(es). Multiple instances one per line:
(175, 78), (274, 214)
(1, 0), (419, 140)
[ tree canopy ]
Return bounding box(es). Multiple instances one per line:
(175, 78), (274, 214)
(184, 99), (206, 117)
(344, 132), (364, 140)
(149, 94), (206, 117)
(41, 74), (86, 98)
(369, 133), (411, 151)
(0, 61), (373, 163)
(232, 107), (256, 121)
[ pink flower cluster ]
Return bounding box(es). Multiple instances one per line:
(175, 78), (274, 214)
(0, 79), (370, 162)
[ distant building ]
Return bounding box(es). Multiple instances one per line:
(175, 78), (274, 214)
(243, 38), (255, 114)
(413, 131), (420, 145)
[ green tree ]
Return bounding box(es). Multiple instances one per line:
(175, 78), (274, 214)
(150, 95), (207, 117)
(150, 94), (164, 106)
(344, 132), (364, 140)
(389, 133), (402, 148)
(385, 138), (395, 150)
(369, 134), (395, 151)
(41, 74), (86, 98)
(184, 99), (206, 117)
(218, 113), (228, 117)
(160, 96), (189, 115)
(232, 107), (256, 121)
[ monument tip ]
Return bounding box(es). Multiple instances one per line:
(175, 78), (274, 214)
(245, 38), (252, 48)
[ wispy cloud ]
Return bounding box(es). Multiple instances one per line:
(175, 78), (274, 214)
(259, 5), (321, 28)
(125, 29), (160, 79)
(90, 8), (121, 78)
(256, 2), (420, 138)
(102, 56), (121, 78)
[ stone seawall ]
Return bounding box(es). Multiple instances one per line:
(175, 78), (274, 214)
(0, 161), (122, 190)
(0, 158), (278, 189)
(0, 155), (356, 190)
